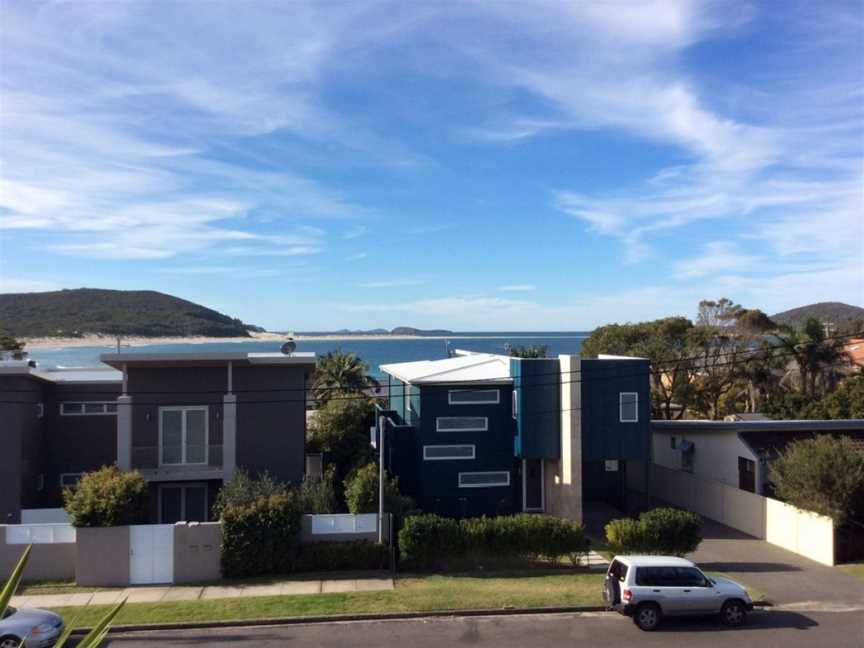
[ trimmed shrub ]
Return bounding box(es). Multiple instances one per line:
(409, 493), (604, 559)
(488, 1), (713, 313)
(299, 470), (339, 514)
(344, 462), (415, 518)
(399, 514), (589, 570)
(64, 466), (148, 527)
(605, 507), (702, 556)
(212, 469), (287, 519)
(294, 540), (389, 572)
(399, 514), (464, 569)
(221, 492), (303, 578)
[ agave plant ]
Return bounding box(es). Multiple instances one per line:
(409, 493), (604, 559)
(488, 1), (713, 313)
(2, 545), (125, 648)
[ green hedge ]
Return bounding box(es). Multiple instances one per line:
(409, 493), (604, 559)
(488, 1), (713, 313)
(605, 507), (702, 556)
(221, 492), (303, 578)
(294, 540), (390, 572)
(399, 514), (588, 570)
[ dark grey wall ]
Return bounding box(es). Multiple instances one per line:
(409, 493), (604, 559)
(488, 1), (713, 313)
(234, 365), (309, 487)
(0, 376), (47, 522)
(44, 383), (121, 506)
(127, 367), (225, 469)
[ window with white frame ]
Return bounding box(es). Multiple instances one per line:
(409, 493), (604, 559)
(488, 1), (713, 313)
(160, 406), (208, 465)
(60, 401), (118, 416)
(423, 445), (476, 461)
(448, 389), (500, 405)
(436, 416), (488, 432)
(619, 392), (638, 423)
(512, 389), (519, 419)
(60, 473), (83, 488)
(458, 471), (511, 488)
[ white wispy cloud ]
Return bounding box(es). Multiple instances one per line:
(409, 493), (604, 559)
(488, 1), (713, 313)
(345, 252), (368, 261)
(498, 284), (536, 292)
(357, 279), (427, 289)
(343, 225), (368, 240)
(0, 277), (60, 294)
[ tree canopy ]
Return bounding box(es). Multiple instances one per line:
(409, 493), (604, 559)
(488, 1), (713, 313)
(311, 349), (380, 405)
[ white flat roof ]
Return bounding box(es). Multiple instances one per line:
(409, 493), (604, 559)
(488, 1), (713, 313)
(100, 351), (316, 368)
(0, 366), (122, 384)
(380, 353), (512, 385)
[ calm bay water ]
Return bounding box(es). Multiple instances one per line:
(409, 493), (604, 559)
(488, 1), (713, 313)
(27, 332), (588, 377)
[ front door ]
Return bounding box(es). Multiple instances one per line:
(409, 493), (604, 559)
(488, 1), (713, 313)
(129, 524), (174, 585)
(159, 484), (208, 523)
(523, 459), (544, 511)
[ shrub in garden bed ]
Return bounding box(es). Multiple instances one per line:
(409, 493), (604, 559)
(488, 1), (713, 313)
(221, 492), (303, 578)
(399, 514), (588, 570)
(605, 507), (702, 556)
(294, 540), (390, 572)
(64, 465), (148, 527)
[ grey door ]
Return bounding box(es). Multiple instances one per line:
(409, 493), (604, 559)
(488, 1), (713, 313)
(159, 484), (207, 523)
(524, 459), (543, 511)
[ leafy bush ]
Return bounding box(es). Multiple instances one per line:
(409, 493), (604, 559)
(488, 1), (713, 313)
(294, 540), (389, 572)
(212, 469), (287, 519)
(63, 466), (148, 527)
(399, 514), (464, 569)
(220, 492), (303, 578)
(605, 508), (702, 556)
(344, 462), (415, 518)
(299, 470), (339, 514)
(770, 435), (864, 526)
(306, 398), (376, 494)
(399, 514), (588, 570)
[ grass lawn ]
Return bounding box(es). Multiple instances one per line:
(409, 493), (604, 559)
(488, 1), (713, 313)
(18, 581), (106, 596)
(838, 563), (864, 581)
(48, 572), (606, 628)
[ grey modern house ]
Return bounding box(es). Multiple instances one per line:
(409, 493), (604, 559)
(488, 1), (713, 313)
(0, 351), (315, 524)
(376, 350), (651, 522)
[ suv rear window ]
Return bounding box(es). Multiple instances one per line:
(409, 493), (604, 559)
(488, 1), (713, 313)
(608, 559), (629, 582)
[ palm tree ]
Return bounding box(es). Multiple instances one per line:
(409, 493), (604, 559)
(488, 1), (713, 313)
(312, 349), (380, 405)
(773, 318), (850, 398)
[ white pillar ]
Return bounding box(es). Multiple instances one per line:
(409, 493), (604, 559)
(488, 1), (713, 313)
(117, 395), (133, 470)
(556, 355), (583, 522)
(223, 394), (237, 481)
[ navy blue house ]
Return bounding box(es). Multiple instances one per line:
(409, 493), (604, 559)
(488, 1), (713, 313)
(376, 350), (650, 521)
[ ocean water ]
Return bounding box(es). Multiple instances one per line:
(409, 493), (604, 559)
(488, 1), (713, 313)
(26, 332), (588, 377)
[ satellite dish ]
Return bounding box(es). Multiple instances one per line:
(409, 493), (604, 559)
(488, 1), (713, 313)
(281, 340), (297, 355)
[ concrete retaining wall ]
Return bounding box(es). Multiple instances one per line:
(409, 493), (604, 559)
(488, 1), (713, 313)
(174, 522), (222, 584)
(640, 463), (835, 566)
(0, 526), (76, 582)
(76, 526), (131, 587)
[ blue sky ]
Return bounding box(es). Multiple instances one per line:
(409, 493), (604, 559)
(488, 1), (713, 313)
(0, 1), (862, 331)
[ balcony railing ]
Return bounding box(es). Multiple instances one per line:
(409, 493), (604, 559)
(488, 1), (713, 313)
(131, 445), (223, 471)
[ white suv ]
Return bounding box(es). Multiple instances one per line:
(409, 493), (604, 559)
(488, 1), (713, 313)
(603, 555), (753, 631)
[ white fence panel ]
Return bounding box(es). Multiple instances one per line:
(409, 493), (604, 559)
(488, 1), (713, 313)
(310, 513), (378, 535)
(21, 508), (70, 524)
(6, 524), (76, 545)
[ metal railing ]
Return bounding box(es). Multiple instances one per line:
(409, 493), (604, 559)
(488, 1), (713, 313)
(131, 445), (223, 470)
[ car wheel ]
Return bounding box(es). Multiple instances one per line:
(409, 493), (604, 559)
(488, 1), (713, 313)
(633, 603), (661, 631)
(0, 635), (21, 648)
(721, 599), (747, 627)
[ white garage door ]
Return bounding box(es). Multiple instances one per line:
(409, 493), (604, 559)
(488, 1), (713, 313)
(129, 525), (174, 585)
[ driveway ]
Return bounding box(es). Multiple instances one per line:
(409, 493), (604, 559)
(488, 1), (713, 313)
(691, 519), (864, 609)
(583, 502), (864, 609)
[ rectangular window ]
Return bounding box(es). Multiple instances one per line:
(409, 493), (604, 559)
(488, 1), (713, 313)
(512, 389), (519, 419)
(159, 406), (208, 465)
(458, 471), (511, 488)
(619, 392), (638, 423)
(448, 389), (500, 405)
(60, 473), (83, 488)
(60, 402), (117, 416)
(423, 445), (476, 461)
(436, 416), (488, 432)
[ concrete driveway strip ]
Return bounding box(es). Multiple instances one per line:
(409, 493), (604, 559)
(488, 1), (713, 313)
(691, 519), (864, 606)
(102, 610), (864, 648)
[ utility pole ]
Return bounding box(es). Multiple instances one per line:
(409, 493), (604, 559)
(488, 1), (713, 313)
(378, 415), (386, 544)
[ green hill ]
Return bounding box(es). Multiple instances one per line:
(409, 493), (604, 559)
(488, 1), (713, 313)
(0, 289), (255, 338)
(771, 302), (864, 328)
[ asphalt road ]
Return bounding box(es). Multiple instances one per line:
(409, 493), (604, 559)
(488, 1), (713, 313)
(103, 610), (864, 648)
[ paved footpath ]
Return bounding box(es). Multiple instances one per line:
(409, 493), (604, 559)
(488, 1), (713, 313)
(12, 577), (394, 609)
(103, 610), (864, 648)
